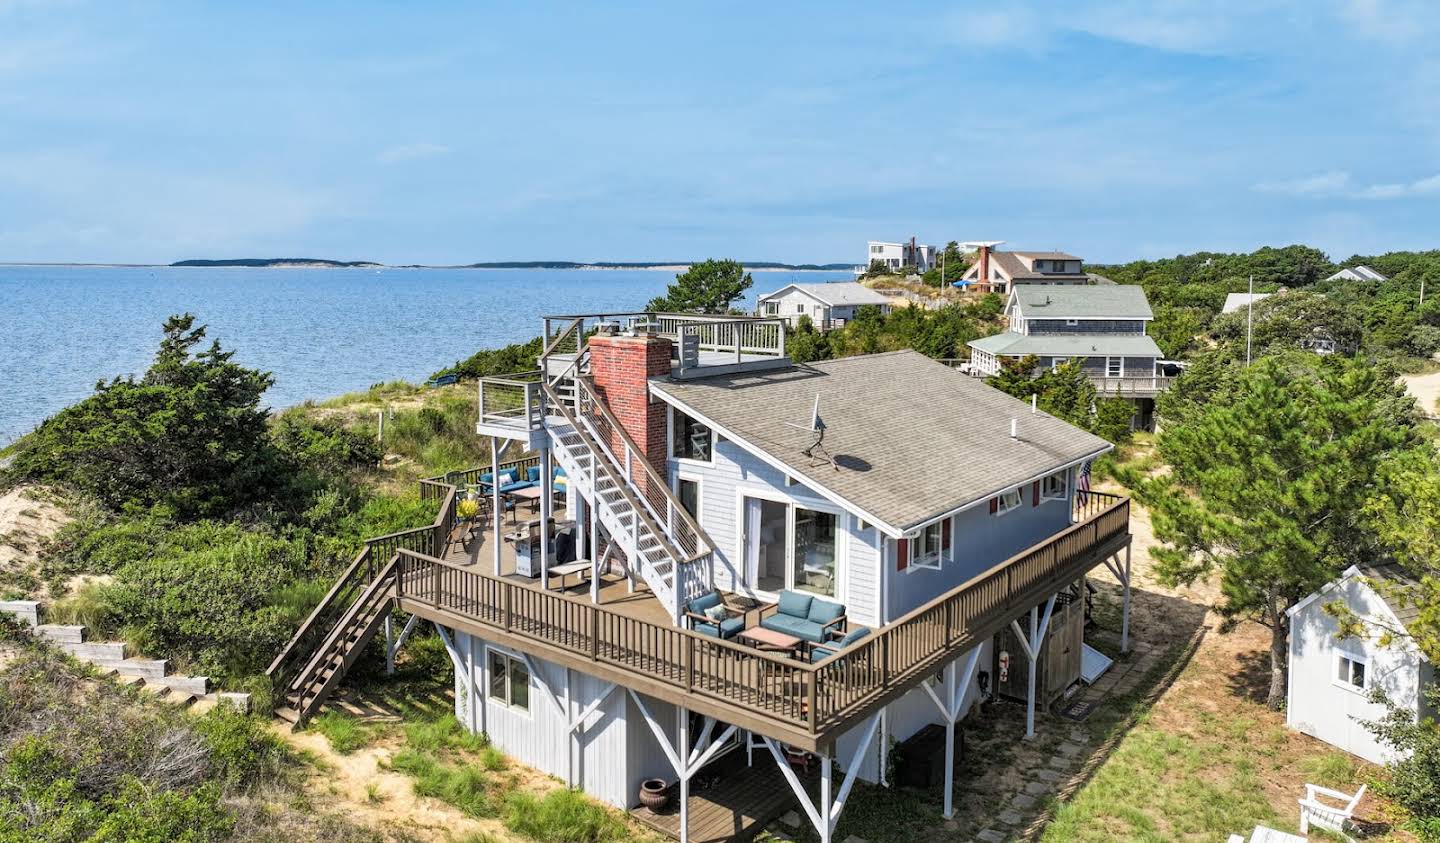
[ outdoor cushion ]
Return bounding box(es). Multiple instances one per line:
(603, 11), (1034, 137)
(807, 599), (845, 626)
(760, 614), (828, 643)
(688, 592), (722, 614)
(480, 468), (518, 487)
(526, 466), (542, 483)
(693, 616), (746, 639)
(809, 628), (869, 663)
(703, 605), (727, 622)
(498, 480), (534, 494)
(776, 590), (814, 619)
(836, 627), (870, 647)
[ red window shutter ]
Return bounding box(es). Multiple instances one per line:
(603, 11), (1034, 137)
(941, 518), (951, 550)
(1033, 480), (1041, 506)
(989, 497), (998, 514)
(897, 538), (909, 571)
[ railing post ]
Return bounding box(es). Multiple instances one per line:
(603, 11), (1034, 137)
(590, 607), (599, 660)
(394, 552), (404, 599)
(807, 670), (818, 731)
(431, 561), (440, 609)
(684, 636), (693, 692)
(503, 584), (513, 632)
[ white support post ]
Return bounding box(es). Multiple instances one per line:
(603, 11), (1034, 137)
(565, 669), (575, 788)
(386, 613), (420, 675)
(521, 654), (566, 719)
(589, 503), (602, 603)
(1011, 595), (1058, 739)
(1121, 545), (1132, 654)
(383, 615), (394, 673)
(819, 755), (833, 843)
(539, 447), (553, 589)
(920, 647), (983, 818)
(575, 495), (588, 560)
(490, 437), (503, 577)
(466, 633), (480, 735)
(760, 715), (880, 843)
(433, 623), (479, 733)
(677, 708), (690, 843)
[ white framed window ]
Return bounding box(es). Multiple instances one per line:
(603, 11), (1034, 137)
(1335, 651), (1368, 692)
(1042, 469), (1068, 500)
(909, 519), (950, 571)
(1051, 357), (1069, 370)
(671, 407), (713, 462)
(795, 303), (805, 314)
(994, 488), (1022, 515)
(1107, 357), (1123, 377)
(676, 474), (701, 519)
(1065, 318), (1079, 327)
(763, 301), (778, 315)
(488, 649), (531, 712)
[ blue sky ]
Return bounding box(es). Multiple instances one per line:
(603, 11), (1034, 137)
(1, 1), (1438, 265)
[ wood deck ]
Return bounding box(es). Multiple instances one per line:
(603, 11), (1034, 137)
(630, 749), (815, 843)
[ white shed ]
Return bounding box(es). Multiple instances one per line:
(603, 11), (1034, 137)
(1286, 563), (1435, 765)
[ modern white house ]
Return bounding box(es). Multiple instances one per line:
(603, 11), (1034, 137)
(755, 281), (893, 329)
(866, 239), (935, 274)
(1326, 265), (1389, 283)
(1287, 563), (1435, 765)
(270, 312), (1134, 843)
(959, 245), (1090, 294)
(966, 286), (1171, 429)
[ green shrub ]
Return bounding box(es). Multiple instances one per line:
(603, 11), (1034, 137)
(270, 409), (381, 476)
(192, 706), (288, 789)
(503, 788), (629, 843)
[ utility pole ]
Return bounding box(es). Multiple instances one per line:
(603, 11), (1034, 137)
(1245, 274), (1254, 366)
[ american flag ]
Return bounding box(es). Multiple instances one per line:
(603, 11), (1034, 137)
(1077, 459), (1092, 506)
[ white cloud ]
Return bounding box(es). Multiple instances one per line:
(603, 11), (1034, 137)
(376, 143), (450, 164)
(1252, 169), (1440, 200)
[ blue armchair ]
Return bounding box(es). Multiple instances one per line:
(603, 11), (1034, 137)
(758, 590), (847, 644)
(685, 591), (746, 639)
(809, 626), (871, 663)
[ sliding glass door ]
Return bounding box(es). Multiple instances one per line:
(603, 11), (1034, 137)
(742, 495), (838, 599)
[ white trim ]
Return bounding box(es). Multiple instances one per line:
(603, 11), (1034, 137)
(1041, 469), (1068, 501)
(735, 486), (846, 602)
(484, 644), (534, 716)
(669, 404), (715, 465)
(993, 487), (1023, 516)
(673, 471), (704, 522)
(1333, 649), (1370, 694)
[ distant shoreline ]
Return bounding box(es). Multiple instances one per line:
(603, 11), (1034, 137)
(0, 259), (855, 272)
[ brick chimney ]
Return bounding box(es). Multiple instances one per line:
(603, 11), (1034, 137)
(978, 244), (991, 290)
(587, 332), (672, 479)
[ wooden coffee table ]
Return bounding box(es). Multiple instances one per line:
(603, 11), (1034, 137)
(505, 486), (543, 521)
(736, 626), (805, 658)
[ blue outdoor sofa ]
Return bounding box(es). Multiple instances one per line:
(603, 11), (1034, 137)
(758, 590), (847, 644)
(809, 626), (871, 663)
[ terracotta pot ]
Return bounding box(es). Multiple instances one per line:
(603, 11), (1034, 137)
(638, 778), (671, 811)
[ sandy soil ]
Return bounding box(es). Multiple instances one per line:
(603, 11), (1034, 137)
(283, 727), (525, 843)
(0, 485), (71, 585)
(1401, 370), (1440, 416)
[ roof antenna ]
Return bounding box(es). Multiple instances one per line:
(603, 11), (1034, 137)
(785, 394), (837, 470)
(1011, 418), (1019, 440)
(1031, 394), (1037, 414)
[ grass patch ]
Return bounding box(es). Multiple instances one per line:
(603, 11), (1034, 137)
(310, 711), (373, 755)
(503, 788), (631, 843)
(45, 578), (115, 634)
(388, 748), (497, 818)
(404, 713), (490, 754)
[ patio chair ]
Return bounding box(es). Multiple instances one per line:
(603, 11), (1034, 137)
(1299, 782), (1365, 837)
(684, 591), (746, 639)
(808, 626), (870, 663)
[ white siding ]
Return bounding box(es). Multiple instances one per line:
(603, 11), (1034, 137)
(451, 630), (671, 809)
(670, 436), (878, 623)
(1287, 577), (1423, 765)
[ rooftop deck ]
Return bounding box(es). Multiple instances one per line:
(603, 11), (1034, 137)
(391, 469), (1131, 751)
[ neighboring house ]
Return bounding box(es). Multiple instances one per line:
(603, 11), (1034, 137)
(959, 244), (1089, 294)
(272, 311), (1136, 843)
(1326, 265), (1389, 283)
(1287, 563), (1435, 765)
(966, 285), (1170, 429)
(867, 239), (935, 274)
(1300, 327), (1339, 355)
(1222, 292), (1273, 314)
(756, 281), (892, 329)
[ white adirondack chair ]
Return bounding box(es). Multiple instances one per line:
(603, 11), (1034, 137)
(1299, 782), (1366, 837)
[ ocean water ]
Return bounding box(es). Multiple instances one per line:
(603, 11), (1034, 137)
(0, 266), (851, 446)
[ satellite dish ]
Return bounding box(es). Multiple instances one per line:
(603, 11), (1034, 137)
(785, 395), (836, 469)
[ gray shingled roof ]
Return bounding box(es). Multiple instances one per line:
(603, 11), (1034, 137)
(1357, 562), (1423, 629)
(968, 332), (1164, 358)
(651, 350), (1113, 533)
(758, 282), (892, 307)
(1013, 251), (1081, 261)
(1014, 285), (1153, 320)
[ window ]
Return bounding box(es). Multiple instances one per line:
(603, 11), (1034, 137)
(488, 650), (530, 711)
(994, 488), (1022, 515)
(677, 477), (700, 519)
(672, 408), (713, 462)
(795, 303), (805, 314)
(1051, 357), (1068, 370)
(1042, 470), (1068, 500)
(910, 519), (951, 571)
(763, 301), (778, 315)
(792, 507), (837, 597)
(1065, 318), (1079, 327)
(1107, 357), (1123, 377)
(871, 244), (882, 254)
(1336, 652), (1368, 691)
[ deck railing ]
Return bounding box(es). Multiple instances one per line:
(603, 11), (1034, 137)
(477, 371), (545, 430)
(1089, 375), (1174, 394)
(394, 492), (1129, 738)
